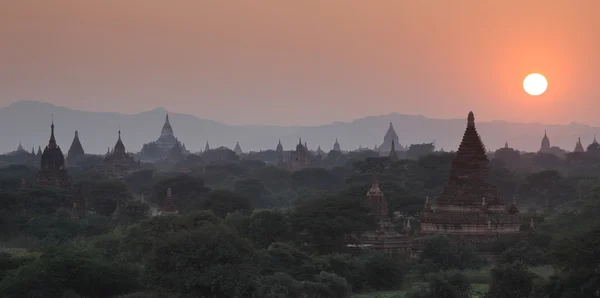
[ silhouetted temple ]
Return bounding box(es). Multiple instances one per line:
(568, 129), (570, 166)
(388, 140), (399, 161)
(574, 137), (584, 153)
(289, 138), (310, 171)
(98, 131), (141, 179)
(333, 138), (341, 152)
(234, 141), (243, 155)
(379, 122), (405, 155)
(540, 130), (550, 153)
(66, 130), (85, 167)
(35, 119), (70, 188)
(419, 112), (520, 245)
(587, 135), (600, 153)
(140, 113), (189, 161)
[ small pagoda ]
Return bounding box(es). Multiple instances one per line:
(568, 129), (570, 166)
(163, 188), (178, 214)
(35, 118), (70, 189)
(98, 131), (141, 179)
(353, 176), (411, 255)
(419, 112), (520, 245)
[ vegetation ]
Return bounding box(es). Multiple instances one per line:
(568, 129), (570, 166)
(1, 147), (600, 297)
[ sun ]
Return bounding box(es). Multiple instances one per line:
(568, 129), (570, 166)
(523, 73), (548, 96)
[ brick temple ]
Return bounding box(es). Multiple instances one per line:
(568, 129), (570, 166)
(419, 111), (521, 245)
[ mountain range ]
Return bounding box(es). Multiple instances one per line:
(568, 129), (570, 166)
(0, 101), (597, 155)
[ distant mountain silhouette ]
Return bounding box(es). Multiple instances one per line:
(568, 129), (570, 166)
(0, 100), (598, 154)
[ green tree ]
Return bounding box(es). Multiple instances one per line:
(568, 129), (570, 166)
(202, 190), (253, 218)
(248, 209), (289, 248)
(144, 223), (257, 297)
(152, 174), (211, 212)
(290, 195), (376, 254)
(0, 246), (140, 297)
(87, 180), (132, 216)
(487, 263), (538, 298)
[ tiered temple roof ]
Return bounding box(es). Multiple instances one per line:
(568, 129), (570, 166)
(67, 130), (85, 166)
(355, 176), (411, 255)
(36, 118), (70, 188)
(98, 131), (140, 178)
(419, 112), (520, 244)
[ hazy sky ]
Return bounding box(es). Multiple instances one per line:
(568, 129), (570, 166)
(1, 1), (599, 126)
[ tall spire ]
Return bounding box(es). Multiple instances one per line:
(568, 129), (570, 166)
(540, 130), (550, 152)
(389, 140), (398, 161)
(205, 141), (210, 151)
(160, 112), (174, 137)
(49, 114), (56, 145)
(574, 137), (584, 152)
(504, 141), (509, 148)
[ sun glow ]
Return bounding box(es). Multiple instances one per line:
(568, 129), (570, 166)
(523, 73), (548, 96)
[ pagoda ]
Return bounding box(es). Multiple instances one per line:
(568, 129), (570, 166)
(140, 113), (189, 161)
(419, 112), (520, 245)
(289, 138), (310, 171)
(35, 118), (70, 189)
(574, 137), (585, 153)
(352, 176), (411, 255)
(98, 131), (141, 179)
(66, 130), (85, 167)
(333, 138), (341, 152)
(378, 122), (406, 155)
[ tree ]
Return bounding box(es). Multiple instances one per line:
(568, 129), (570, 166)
(0, 246), (140, 297)
(87, 180), (132, 216)
(406, 143), (435, 160)
(407, 272), (471, 298)
(248, 209), (289, 248)
(202, 190), (252, 218)
(290, 195), (376, 254)
(233, 178), (270, 208)
(419, 236), (485, 271)
(144, 223), (257, 297)
(487, 263), (538, 298)
(152, 174), (211, 212)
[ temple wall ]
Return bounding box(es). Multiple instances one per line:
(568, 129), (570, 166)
(421, 223), (520, 234)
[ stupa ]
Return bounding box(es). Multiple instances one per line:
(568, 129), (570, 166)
(419, 112), (520, 245)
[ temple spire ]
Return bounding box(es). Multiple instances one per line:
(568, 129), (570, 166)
(504, 141), (509, 148)
(49, 114), (56, 145)
(389, 140), (398, 161)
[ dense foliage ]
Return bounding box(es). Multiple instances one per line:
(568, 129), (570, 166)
(0, 148), (599, 297)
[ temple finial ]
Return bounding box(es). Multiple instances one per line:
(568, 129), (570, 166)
(467, 111), (475, 126)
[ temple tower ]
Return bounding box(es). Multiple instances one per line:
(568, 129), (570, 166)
(67, 130), (85, 167)
(540, 130), (551, 152)
(289, 138), (309, 171)
(389, 140), (399, 161)
(379, 122), (404, 154)
(205, 141), (210, 152)
(419, 111), (520, 245)
(574, 137), (585, 153)
(234, 142), (243, 155)
(333, 138), (341, 152)
(35, 117), (70, 188)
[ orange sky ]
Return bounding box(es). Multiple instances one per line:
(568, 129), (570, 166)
(1, 1), (599, 125)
